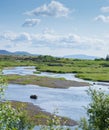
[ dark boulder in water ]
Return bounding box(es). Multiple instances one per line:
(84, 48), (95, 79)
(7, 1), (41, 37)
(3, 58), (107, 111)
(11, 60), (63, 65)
(30, 95), (37, 99)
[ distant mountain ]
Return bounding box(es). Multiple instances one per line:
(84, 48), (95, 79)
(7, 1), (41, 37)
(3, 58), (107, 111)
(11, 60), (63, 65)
(0, 50), (101, 59)
(0, 50), (37, 56)
(13, 51), (32, 56)
(0, 50), (12, 55)
(64, 54), (100, 60)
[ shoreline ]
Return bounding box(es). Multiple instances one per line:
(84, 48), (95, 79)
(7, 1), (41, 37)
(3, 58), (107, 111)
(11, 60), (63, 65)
(10, 100), (78, 126)
(6, 74), (90, 88)
(4, 66), (109, 84)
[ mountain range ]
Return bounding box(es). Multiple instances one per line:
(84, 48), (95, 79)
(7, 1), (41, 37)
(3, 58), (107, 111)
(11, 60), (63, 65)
(0, 50), (100, 59)
(0, 50), (35, 56)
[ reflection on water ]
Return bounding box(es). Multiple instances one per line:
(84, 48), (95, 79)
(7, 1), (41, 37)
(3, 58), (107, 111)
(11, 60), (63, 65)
(3, 66), (109, 129)
(3, 66), (36, 75)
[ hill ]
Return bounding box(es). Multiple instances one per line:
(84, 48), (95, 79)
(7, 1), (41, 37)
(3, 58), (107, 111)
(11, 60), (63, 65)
(0, 50), (12, 55)
(0, 50), (36, 56)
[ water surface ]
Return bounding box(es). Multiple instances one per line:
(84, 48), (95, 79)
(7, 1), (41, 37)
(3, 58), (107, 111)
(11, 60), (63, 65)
(3, 66), (109, 129)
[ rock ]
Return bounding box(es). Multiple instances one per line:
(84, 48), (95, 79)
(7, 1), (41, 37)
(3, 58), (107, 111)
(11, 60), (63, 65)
(30, 95), (37, 99)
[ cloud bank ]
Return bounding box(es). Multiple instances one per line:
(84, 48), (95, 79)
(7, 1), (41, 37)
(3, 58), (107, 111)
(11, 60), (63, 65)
(0, 31), (106, 51)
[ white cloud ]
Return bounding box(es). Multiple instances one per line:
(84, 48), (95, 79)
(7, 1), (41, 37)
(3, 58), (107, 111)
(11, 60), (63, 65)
(22, 19), (40, 27)
(0, 31), (108, 57)
(13, 32), (31, 42)
(94, 15), (109, 23)
(0, 32), (31, 42)
(101, 6), (109, 13)
(31, 33), (82, 48)
(0, 31), (16, 41)
(94, 6), (109, 24)
(25, 1), (70, 17)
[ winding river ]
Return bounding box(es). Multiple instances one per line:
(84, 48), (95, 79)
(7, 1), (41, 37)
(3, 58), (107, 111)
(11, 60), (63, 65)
(2, 66), (109, 130)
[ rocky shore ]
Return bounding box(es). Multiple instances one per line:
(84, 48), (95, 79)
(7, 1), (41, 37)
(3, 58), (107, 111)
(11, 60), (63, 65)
(10, 101), (78, 126)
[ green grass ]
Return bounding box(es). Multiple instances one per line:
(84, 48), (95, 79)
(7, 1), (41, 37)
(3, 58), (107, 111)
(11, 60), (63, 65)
(76, 73), (109, 82)
(36, 61), (109, 82)
(0, 55), (109, 82)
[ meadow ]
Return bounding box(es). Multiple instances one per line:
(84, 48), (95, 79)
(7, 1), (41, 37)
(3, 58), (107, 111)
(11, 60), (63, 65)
(0, 55), (109, 82)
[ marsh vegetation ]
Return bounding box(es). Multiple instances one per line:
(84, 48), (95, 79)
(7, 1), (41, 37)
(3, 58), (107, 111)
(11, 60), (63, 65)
(0, 55), (109, 82)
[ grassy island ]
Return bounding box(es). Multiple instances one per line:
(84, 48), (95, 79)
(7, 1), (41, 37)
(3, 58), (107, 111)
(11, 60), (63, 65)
(5, 74), (89, 88)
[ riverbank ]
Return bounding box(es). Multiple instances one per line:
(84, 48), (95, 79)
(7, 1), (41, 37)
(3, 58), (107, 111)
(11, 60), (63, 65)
(10, 101), (77, 126)
(5, 74), (89, 88)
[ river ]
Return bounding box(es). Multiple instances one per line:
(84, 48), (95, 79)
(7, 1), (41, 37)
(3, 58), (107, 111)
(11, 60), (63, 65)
(2, 66), (109, 130)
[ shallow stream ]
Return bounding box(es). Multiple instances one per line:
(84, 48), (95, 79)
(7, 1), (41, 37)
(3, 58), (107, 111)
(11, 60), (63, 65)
(3, 66), (109, 130)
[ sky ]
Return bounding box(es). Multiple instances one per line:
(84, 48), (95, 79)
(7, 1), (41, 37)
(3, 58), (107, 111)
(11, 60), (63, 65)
(0, 0), (109, 57)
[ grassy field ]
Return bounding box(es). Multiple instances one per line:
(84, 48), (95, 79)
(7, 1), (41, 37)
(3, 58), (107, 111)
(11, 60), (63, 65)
(0, 55), (109, 82)
(36, 60), (109, 82)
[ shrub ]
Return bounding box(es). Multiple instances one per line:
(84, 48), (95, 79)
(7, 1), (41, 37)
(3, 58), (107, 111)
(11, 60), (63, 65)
(40, 110), (70, 130)
(0, 71), (34, 130)
(76, 88), (109, 130)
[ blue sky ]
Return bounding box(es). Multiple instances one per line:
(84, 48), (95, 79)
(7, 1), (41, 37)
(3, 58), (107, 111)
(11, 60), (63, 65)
(0, 0), (109, 57)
